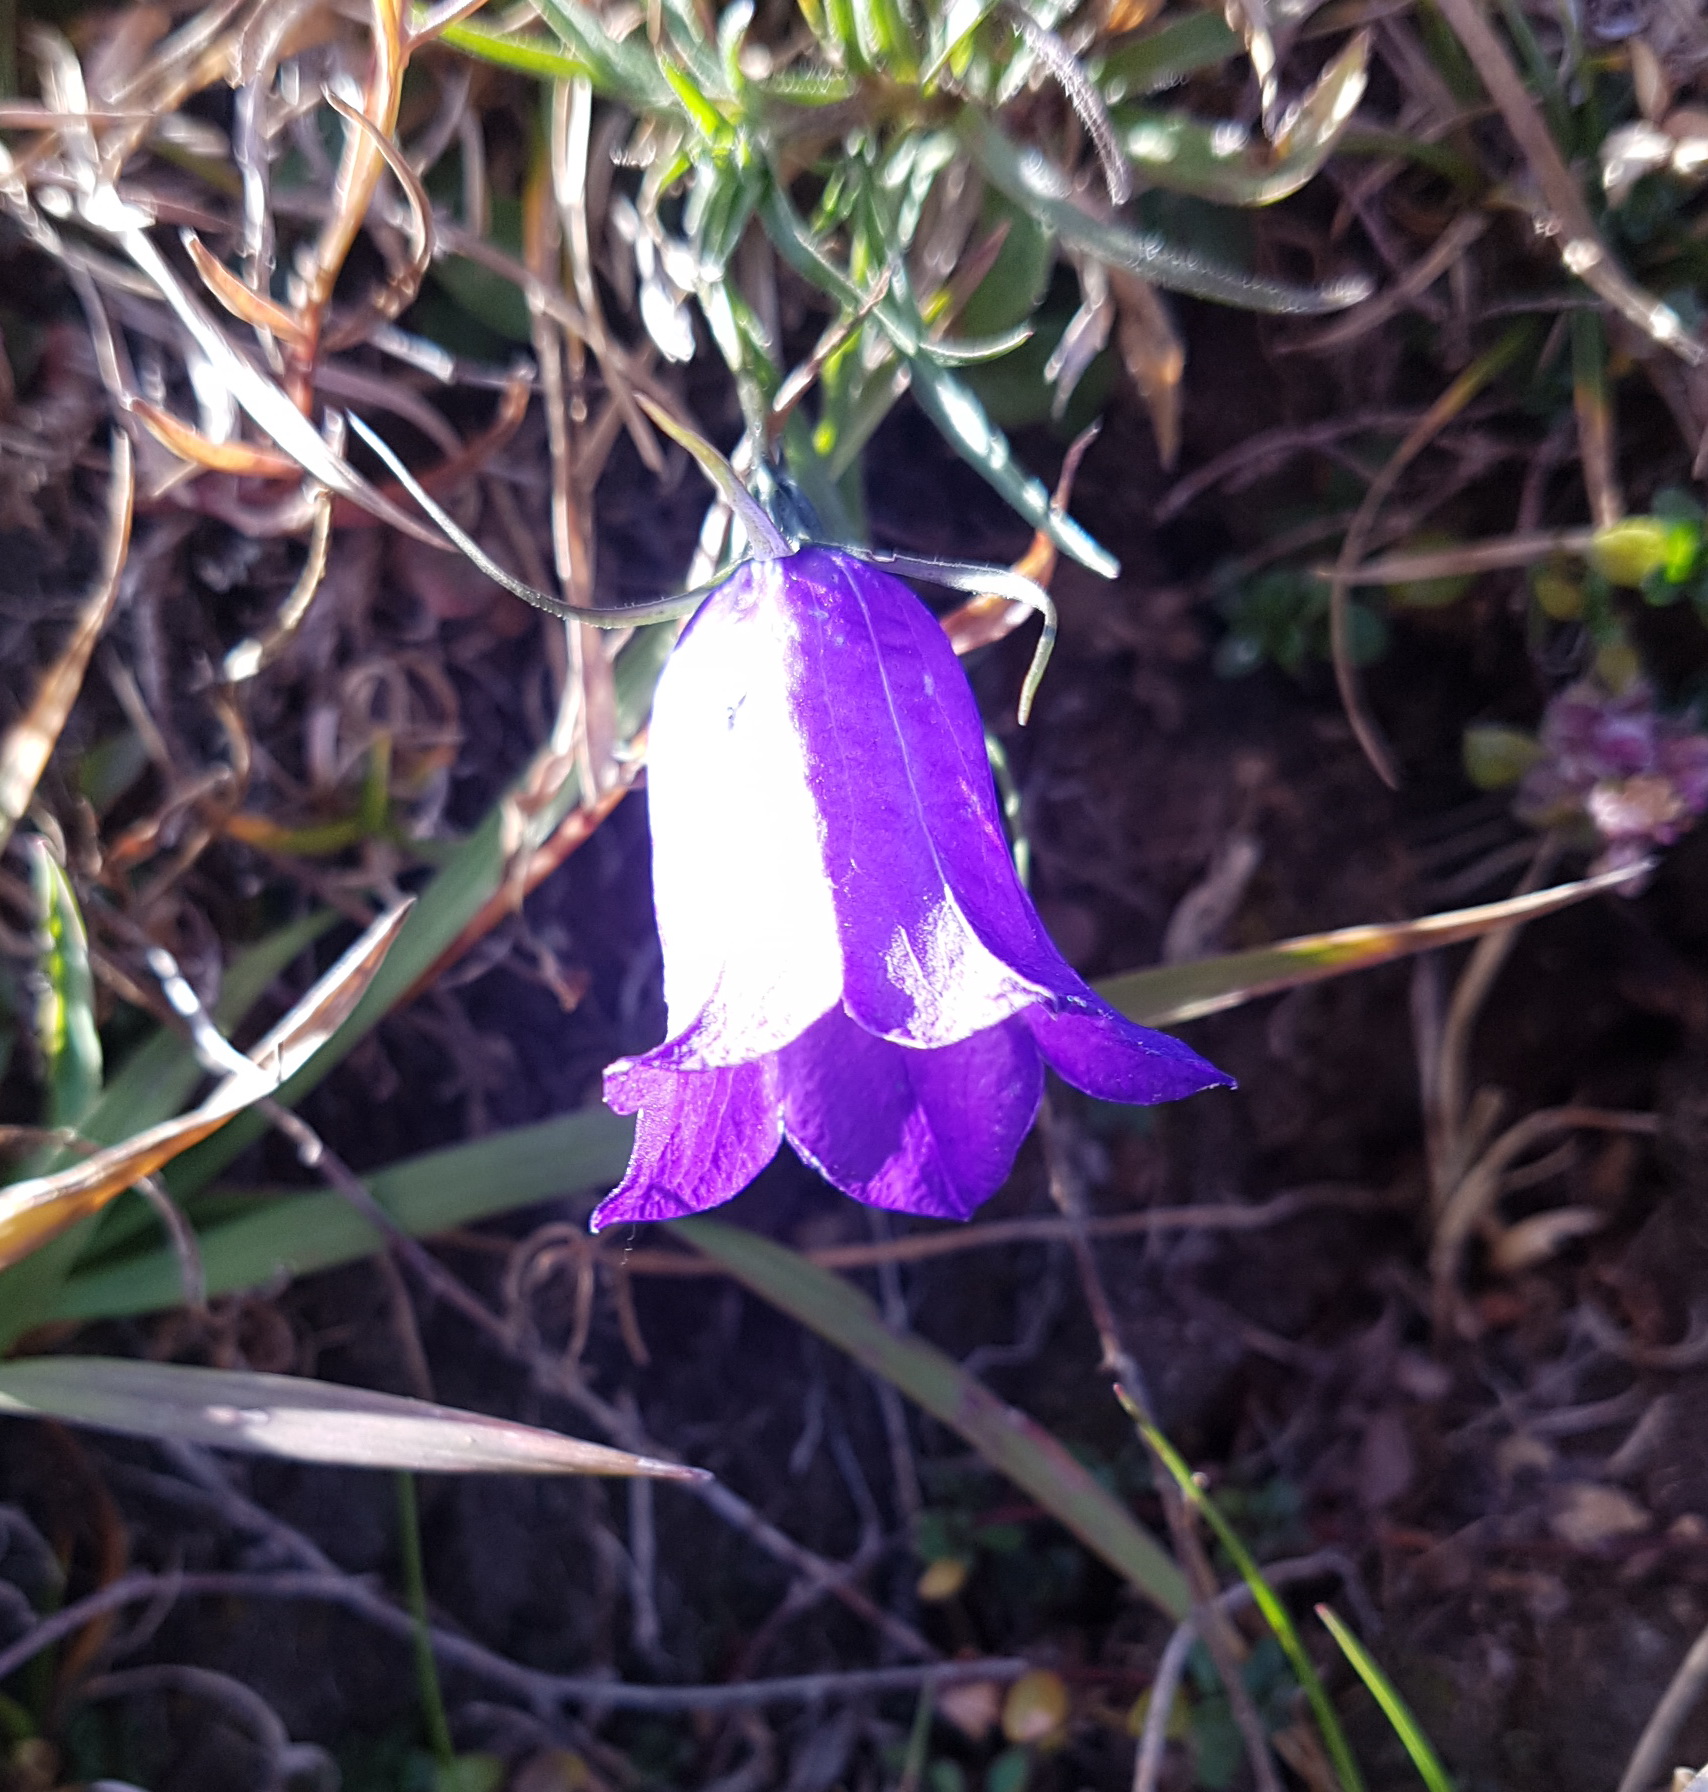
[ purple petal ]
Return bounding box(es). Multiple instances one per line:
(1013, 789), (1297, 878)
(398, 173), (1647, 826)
(591, 1056), (783, 1229)
(1025, 1004), (1235, 1105)
(641, 560), (843, 1066)
(779, 549), (1076, 1044)
(779, 1009), (1043, 1220)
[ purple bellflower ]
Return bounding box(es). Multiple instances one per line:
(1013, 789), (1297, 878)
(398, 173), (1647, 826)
(591, 547), (1233, 1231)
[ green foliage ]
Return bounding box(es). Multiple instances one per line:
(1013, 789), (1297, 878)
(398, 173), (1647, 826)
(1214, 568), (1387, 678)
(442, 0), (1370, 548)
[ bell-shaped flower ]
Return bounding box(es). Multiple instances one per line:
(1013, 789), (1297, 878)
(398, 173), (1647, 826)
(592, 547), (1232, 1230)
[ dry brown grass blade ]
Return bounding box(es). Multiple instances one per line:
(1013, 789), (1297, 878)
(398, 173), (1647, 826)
(329, 369), (531, 530)
(319, 89), (437, 352)
(1329, 326), (1533, 787)
(1429, 1106), (1659, 1333)
(1292, 211), (1488, 357)
(183, 230), (305, 347)
(223, 488), (334, 682)
(0, 432), (134, 856)
(128, 398), (300, 478)
(288, 0), (407, 383)
(0, 905), (410, 1270)
(1108, 270), (1183, 470)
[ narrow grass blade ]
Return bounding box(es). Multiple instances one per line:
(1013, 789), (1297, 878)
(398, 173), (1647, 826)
(674, 1217), (1190, 1620)
(0, 432), (132, 856)
(0, 912), (336, 1352)
(54, 1107), (637, 1321)
(439, 21), (593, 80)
(0, 907), (409, 1273)
(903, 356), (1120, 577)
(634, 396), (791, 557)
(1093, 859), (1646, 1026)
(758, 178), (1117, 575)
(1316, 1606), (1455, 1792)
(1143, 1424), (1365, 1792)
(86, 912), (337, 1157)
(30, 844), (101, 1130)
(0, 1358), (703, 1478)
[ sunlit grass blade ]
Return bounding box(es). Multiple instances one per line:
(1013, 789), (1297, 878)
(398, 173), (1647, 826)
(1141, 1423), (1365, 1792)
(757, 178), (1118, 577)
(0, 906), (409, 1280)
(0, 1358), (704, 1478)
(1316, 1605), (1456, 1792)
(53, 1108), (637, 1321)
(1094, 859), (1647, 1025)
(634, 395), (791, 557)
(674, 1216), (1191, 1620)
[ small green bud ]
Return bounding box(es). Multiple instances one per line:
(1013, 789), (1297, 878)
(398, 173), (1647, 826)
(1463, 723), (1541, 789)
(1589, 516), (1700, 588)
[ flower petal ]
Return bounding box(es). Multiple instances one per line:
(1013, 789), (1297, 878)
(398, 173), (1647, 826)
(779, 1009), (1043, 1220)
(643, 560), (843, 1066)
(770, 550), (1064, 1044)
(591, 1056), (783, 1230)
(1024, 1003), (1234, 1105)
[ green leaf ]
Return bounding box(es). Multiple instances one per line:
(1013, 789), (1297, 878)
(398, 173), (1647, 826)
(530, 0), (673, 108)
(0, 1357), (699, 1477)
(1113, 32), (1369, 206)
(673, 1217), (1191, 1620)
(760, 179), (1118, 576)
(0, 911), (335, 1354)
(924, 0), (1004, 78)
(659, 55), (730, 141)
(853, 0), (919, 77)
(29, 844), (100, 1131)
(958, 108), (1371, 313)
(1091, 861), (1645, 1027)
(439, 21), (593, 82)
(1094, 11), (1242, 101)
(1316, 1607), (1456, 1792)
(53, 1108), (637, 1322)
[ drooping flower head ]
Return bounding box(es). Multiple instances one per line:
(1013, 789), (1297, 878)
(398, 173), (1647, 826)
(592, 547), (1232, 1231)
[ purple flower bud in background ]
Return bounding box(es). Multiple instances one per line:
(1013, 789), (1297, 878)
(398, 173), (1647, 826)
(592, 548), (1232, 1231)
(1517, 678), (1708, 874)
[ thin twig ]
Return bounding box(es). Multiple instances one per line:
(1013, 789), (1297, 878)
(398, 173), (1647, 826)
(0, 1571), (1023, 1714)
